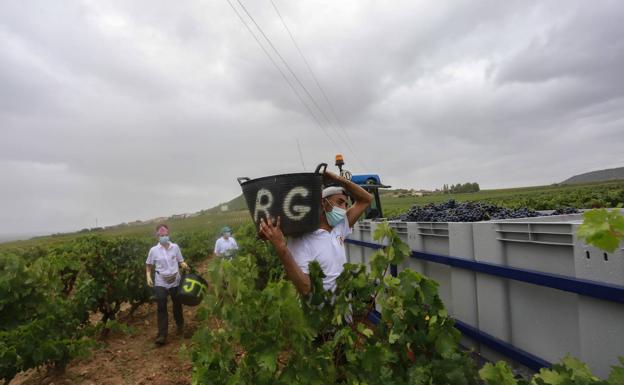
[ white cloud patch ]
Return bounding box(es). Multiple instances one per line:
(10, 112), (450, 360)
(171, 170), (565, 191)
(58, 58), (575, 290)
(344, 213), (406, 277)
(1, 0), (623, 234)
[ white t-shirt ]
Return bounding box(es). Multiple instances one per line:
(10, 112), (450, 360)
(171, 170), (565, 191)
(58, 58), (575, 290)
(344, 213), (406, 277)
(287, 218), (352, 292)
(214, 237), (238, 257)
(146, 242), (184, 288)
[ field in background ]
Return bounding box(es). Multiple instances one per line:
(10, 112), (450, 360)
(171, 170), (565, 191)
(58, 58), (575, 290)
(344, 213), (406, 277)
(1, 177), (623, 383)
(0, 210), (251, 250)
(2, 179), (623, 250)
(380, 180), (624, 217)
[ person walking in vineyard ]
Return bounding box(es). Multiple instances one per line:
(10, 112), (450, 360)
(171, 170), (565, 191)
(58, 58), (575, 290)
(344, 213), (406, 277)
(214, 226), (238, 259)
(259, 171), (372, 294)
(145, 224), (189, 346)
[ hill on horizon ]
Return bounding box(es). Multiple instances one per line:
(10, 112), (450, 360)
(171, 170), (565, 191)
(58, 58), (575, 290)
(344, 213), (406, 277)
(206, 194), (247, 213)
(562, 166), (624, 184)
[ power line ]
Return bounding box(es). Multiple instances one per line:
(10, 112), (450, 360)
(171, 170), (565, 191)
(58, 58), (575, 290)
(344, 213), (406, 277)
(225, 0), (339, 149)
(268, 0), (368, 170)
(269, 0), (355, 145)
(235, 0), (360, 158)
(227, 0), (369, 171)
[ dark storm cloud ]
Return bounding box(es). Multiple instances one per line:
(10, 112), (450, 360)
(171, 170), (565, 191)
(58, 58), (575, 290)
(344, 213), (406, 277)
(1, 0), (623, 235)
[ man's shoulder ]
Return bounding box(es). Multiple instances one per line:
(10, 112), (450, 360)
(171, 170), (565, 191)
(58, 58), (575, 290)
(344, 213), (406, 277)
(149, 244), (160, 253)
(289, 231), (326, 252)
(290, 231), (317, 243)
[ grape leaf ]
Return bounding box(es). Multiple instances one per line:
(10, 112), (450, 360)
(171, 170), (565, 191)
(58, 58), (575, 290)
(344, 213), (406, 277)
(479, 362), (518, 385)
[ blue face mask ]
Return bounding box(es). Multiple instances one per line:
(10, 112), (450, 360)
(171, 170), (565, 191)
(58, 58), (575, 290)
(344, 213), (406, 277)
(325, 204), (347, 227)
(159, 236), (170, 245)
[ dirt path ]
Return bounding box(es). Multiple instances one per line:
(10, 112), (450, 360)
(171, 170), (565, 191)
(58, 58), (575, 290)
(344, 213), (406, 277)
(11, 300), (200, 385)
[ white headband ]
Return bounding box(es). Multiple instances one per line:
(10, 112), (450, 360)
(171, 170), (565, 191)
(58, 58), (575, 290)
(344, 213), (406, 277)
(322, 186), (347, 199)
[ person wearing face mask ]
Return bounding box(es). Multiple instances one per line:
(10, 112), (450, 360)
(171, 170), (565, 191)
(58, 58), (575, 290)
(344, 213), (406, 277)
(214, 226), (238, 259)
(145, 223), (189, 346)
(259, 170), (372, 294)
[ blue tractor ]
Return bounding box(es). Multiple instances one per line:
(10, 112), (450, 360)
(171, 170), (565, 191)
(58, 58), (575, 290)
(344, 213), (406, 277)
(350, 174), (382, 185)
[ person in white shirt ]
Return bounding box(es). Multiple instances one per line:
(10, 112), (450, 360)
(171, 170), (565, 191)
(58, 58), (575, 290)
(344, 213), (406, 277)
(259, 171), (372, 294)
(214, 226), (238, 259)
(145, 224), (189, 346)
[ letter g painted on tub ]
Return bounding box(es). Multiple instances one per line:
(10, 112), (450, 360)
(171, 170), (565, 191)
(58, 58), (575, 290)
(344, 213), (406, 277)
(283, 186), (311, 221)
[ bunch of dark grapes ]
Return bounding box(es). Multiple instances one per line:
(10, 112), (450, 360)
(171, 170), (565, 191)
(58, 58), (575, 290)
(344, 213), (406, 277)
(551, 207), (580, 215)
(391, 200), (544, 222)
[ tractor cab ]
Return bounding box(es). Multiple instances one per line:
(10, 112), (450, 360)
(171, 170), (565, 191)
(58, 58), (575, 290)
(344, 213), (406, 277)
(333, 154), (390, 220)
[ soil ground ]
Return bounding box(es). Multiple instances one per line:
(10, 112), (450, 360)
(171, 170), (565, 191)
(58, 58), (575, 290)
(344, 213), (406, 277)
(10, 281), (207, 385)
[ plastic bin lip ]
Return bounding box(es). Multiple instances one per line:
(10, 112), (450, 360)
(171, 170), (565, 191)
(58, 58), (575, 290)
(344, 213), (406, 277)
(238, 171), (322, 185)
(385, 219), (585, 224)
(387, 220), (474, 224)
(487, 216), (584, 224)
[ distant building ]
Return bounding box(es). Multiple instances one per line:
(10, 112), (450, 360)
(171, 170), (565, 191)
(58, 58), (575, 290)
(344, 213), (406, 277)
(220, 204), (229, 212)
(149, 217), (168, 224)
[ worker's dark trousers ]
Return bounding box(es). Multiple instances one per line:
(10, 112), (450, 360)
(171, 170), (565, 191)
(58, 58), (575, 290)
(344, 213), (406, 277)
(154, 285), (183, 338)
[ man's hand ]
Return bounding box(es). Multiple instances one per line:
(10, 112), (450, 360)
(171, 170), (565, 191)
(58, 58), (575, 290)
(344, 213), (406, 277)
(146, 273), (154, 288)
(323, 170), (342, 184)
(259, 215), (286, 250)
(180, 261), (189, 271)
(259, 215), (311, 295)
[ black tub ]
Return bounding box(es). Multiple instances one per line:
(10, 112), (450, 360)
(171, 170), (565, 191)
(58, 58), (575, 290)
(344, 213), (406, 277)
(177, 273), (208, 307)
(237, 163), (327, 236)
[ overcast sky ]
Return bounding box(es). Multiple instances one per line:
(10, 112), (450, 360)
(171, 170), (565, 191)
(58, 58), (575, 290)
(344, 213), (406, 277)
(1, 0), (623, 236)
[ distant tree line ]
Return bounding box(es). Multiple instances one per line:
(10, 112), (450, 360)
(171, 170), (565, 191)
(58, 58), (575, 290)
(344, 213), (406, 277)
(442, 182), (480, 194)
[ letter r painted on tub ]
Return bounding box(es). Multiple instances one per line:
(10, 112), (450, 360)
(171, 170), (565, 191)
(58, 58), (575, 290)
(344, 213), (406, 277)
(254, 188), (274, 223)
(283, 186), (311, 221)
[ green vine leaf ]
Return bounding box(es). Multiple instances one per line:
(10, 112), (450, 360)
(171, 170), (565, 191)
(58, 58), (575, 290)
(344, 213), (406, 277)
(608, 357), (624, 384)
(578, 209), (624, 252)
(479, 361), (518, 385)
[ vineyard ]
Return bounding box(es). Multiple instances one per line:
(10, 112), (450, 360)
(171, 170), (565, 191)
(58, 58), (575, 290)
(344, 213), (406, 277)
(0, 221), (231, 384)
(2, 180), (622, 252)
(382, 180), (624, 217)
(1, 181), (624, 384)
(4, 0), (624, 382)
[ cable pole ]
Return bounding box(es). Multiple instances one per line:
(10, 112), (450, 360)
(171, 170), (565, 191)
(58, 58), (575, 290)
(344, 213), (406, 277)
(296, 138), (306, 171)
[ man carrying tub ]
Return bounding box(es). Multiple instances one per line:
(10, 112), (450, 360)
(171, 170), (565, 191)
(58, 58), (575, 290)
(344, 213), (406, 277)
(259, 171), (372, 294)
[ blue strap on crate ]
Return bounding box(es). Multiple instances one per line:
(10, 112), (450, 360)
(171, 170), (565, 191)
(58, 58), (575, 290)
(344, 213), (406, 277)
(366, 309), (552, 371)
(347, 237), (624, 372)
(345, 239), (624, 304)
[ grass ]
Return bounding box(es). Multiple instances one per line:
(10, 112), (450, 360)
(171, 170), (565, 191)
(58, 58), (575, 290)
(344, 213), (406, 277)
(379, 180), (624, 217)
(3, 179), (623, 250)
(1, 210), (252, 250)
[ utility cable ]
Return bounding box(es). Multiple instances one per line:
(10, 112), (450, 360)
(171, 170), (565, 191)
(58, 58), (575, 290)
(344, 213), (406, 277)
(235, 0), (358, 155)
(268, 0), (369, 170)
(225, 0), (339, 149)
